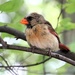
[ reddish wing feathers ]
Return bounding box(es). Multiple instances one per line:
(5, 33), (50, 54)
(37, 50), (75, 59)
(45, 21), (60, 43)
(59, 43), (69, 51)
(46, 21), (70, 52)
(49, 28), (70, 52)
(49, 28), (60, 43)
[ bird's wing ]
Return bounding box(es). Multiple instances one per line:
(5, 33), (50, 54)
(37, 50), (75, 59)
(45, 21), (60, 43)
(45, 21), (70, 52)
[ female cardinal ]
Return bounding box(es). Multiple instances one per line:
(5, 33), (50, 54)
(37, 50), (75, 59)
(20, 13), (75, 60)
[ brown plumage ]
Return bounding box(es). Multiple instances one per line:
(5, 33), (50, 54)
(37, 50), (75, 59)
(20, 12), (75, 61)
(20, 12), (69, 52)
(25, 24), (59, 51)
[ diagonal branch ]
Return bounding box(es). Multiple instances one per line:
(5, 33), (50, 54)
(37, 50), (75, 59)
(0, 37), (7, 48)
(0, 57), (50, 68)
(0, 44), (75, 66)
(0, 55), (17, 75)
(0, 25), (75, 66)
(0, 25), (26, 41)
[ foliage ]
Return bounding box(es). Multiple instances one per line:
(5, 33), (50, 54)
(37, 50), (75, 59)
(65, 0), (75, 14)
(0, 0), (75, 75)
(0, 0), (24, 12)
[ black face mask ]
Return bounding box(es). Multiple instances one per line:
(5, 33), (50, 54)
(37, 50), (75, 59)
(26, 16), (33, 21)
(27, 24), (33, 29)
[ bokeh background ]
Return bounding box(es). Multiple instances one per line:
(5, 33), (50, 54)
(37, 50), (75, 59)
(0, 0), (75, 75)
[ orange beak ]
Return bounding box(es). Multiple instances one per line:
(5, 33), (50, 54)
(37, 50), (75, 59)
(20, 18), (29, 25)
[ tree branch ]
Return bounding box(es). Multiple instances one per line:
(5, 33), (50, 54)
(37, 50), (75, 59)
(0, 55), (17, 75)
(0, 25), (75, 66)
(0, 25), (26, 41)
(0, 44), (75, 66)
(0, 57), (50, 68)
(0, 37), (7, 48)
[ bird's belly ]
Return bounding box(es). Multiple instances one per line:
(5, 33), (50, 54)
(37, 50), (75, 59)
(25, 29), (59, 51)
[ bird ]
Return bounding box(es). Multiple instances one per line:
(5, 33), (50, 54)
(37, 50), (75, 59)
(20, 12), (75, 61)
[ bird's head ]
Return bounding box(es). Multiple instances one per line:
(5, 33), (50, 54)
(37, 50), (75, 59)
(20, 12), (46, 28)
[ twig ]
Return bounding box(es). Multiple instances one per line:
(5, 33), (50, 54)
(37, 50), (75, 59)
(55, 3), (63, 30)
(0, 37), (7, 48)
(0, 44), (75, 66)
(0, 57), (50, 68)
(0, 26), (75, 66)
(43, 56), (46, 75)
(0, 25), (26, 41)
(0, 55), (17, 75)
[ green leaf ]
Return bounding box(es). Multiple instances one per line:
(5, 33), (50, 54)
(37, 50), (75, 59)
(68, 0), (75, 2)
(0, 0), (24, 12)
(59, 18), (75, 31)
(60, 18), (71, 26)
(65, 2), (75, 14)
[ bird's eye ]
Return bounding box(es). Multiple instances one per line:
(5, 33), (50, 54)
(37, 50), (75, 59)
(27, 16), (33, 21)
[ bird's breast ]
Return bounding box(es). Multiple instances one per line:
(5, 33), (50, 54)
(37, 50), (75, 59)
(25, 24), (59, 51)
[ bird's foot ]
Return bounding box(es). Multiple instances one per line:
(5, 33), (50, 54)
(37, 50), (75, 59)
(48, 49), (52, 57)
(31, 46), (39, 53)
(31, 46), (43, 53)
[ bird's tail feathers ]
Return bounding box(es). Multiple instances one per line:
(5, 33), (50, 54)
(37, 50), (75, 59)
(56, 50), (75, 61)
(59, 43), (70, 53)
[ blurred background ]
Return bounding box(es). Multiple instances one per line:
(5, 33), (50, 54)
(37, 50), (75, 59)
(0, 0), (75, 75)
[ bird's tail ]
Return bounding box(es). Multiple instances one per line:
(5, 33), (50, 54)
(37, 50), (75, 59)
(59, 43), (70, 53)
(56, 44), (75, 61)
(58, 43), (75, 61)
(56, 50), (75, 61)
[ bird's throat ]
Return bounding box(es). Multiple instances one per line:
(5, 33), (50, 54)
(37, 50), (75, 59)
(27, 24), (33, 29)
